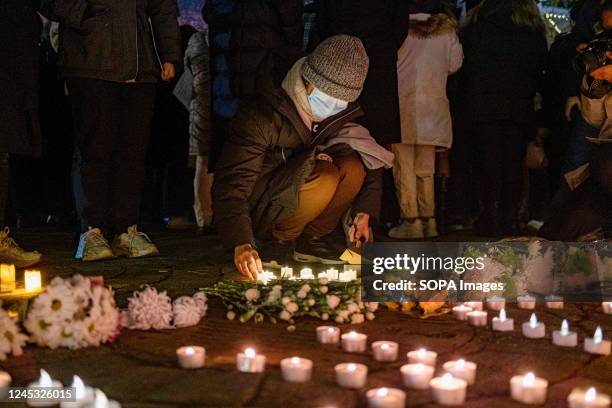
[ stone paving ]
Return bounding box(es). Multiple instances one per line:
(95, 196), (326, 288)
(1, 231), (611, 407)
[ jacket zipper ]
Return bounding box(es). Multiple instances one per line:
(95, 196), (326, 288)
(148, 18), (164, 70)
(310, 105), (362, 147)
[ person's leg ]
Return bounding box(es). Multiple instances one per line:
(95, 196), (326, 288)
(499, 123), (528, 236)
(193, 155), (215, 229)
(415, 145), (437, 237)
(388, 144), (424, 238)
(475, 122), (504, 236)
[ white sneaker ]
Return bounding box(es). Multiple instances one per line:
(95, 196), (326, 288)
(75, 228), (114, 262)
(424, 219), (439, 238)
(112, 225), (159, 258)
(0, 227), (42, 267)
(388, 219), (424, 239)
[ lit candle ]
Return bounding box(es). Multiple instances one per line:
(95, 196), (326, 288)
(443, 359), (477, 385)
(407, 348), (437, 366)
(552, 320), (577, 347)
(492, 308), (514, 332)
(584, 327), (611, 356)
(567, 387), (611, 408)
(486, 296), (505, 311)
(24, 270), (42, 293)
(366, 387), (406, 408)
(510, 372), (548, 405)
(27, 369), (63, 407)
(603, 302), (612, 315)
(316, 326), (340, 344)
(92, 389), (121, 408)
(452, 304), (473, 321)
(400, 363), (434, 389)
(464, 301), (483, 311)
(0, 371), (11, 399)
(372, 341), (398, 362)
(325, 268), (339, 281)
(517, 295), (536, 310)
(236, 348), (266, 373)
(176, 346), (206, 369)
(522, 313), (546, 338)
(430, 373), (467, 406)
(256, 271), (275, 285)
(280, 357), (313, 383)
(338, 270), (357, 282)
(280, 266), (293, 279)
(467, 310), (487, 327)
(335, 363), (368, 389)
(341, 331), (367, 353)
(0, 264), (16, 292)
(545, 295), (564, 309)
(60, 376), (95, 408)
(300, 268), (315, 280)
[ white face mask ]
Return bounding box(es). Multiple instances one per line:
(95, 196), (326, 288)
(307, 88), (349, 121)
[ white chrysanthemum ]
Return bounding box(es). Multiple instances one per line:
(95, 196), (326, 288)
(173, 297), (202, 328)
(279, 310), (291, 321)
(297, 290), (306, 299)
(347, 302), (359, 314)
(320, 286), (328, 294)
(307, 298), (315, 306)
(0, 311), (28, 360)
(281, 297), (292, 306)
(366, 302), (379, 312)
(192, 291), (208, 318)
(124, 287), (173, 330)
(326, 295), (341, 309)
(286, 302), (299, 313)
(318, 277), (329, 285)
(350, 313), (365, 324)
(245, 288), (260, 302)
(226, 311), (236, 321)
(300, 284), (311, 293)
(29, 283), (79, 324)
(321, 313), (329, 321)
(335, 315), (345, 324)
(366, 312), (375, 321)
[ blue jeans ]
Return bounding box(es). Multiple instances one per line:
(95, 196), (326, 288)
(561, 116), (598, 175)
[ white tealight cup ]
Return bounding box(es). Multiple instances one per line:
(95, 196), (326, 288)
(430, 373), (467, 406)
(91, 389), (121, 408)
(0, 371), (11, 399)
(443, 359), (477, 385)
(60, 376), (95, 408)
(400, 363), (435, 389)
(486, 296), (505, 311)
(176, 346), (206, 369)
(407, 348), (437, 366)
(335, 363), (368, 389)
(464, 301), (483, 311)
(603, 302), (612, 315)
(510, 372), (548, 405)
(27, 369), (63, 407)
(517, 295), (537, 310)
(545, 295), (564, 309)
(236, 348), (266, 373)
(584, 327), (611, 356)
(552, 320), (578, 347)
(280, 357), (313, 383)
(492, 308), (514, 332)
(567, 387), (611, 408)
(366, 387), (406, 408)
(341, 331), (367, 353)
(522, 314), (546, 338)
(467, 310), (488, 327)
(317, 326), (341, 344)
(452, 305), (472, 321)
(372, 341), (398, 362)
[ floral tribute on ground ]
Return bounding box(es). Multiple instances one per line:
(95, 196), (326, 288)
(204, 277), (379, 330)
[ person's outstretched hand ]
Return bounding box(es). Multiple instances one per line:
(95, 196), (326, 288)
(161, 62), (175, 81)
(234, 243), (262, 280)
(349, 213), (372, 247)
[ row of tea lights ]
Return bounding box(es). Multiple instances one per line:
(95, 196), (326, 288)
(0, 264), (43, 293)
(257, 267), (357, 284)
(451, 298), (611, 355)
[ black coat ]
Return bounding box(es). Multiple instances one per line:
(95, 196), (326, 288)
(459, 1), (548, 124)
(47, 0), (181, 83)
(314, 0), (409, 146)
(0, 0), (43, 156)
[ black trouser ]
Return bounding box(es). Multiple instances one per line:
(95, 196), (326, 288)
(474, 121), (528, 236)
(68, 78), (156, 235)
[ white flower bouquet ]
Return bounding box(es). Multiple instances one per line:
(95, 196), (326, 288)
(0, 308), (28, 360)
(24, 275), (120, 350)
(204, 277), (378, 328)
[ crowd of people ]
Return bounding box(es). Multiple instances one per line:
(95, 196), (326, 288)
(0, 0), (610, 278)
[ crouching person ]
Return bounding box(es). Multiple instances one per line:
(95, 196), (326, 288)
(213, 35), (393, 279)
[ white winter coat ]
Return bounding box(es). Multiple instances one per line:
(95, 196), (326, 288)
(397, 13), (463, 148)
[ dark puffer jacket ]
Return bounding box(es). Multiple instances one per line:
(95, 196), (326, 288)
(213, 83), (382, 249)
(49, 0), (181, 83)
(185, 30), (211, 156)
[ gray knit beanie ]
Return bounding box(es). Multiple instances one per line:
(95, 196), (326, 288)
(301, 35), (369, 102)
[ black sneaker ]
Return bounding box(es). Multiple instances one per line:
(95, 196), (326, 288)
(259, 240), (295, 266)
(293, 234), (346, 265)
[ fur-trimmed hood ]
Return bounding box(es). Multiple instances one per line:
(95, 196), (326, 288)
(409, 13), (458, 39)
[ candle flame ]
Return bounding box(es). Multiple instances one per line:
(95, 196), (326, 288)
(291, 357), (300, 365)
(594, 326), (603, 344)
(499, 308), (507, 321)
(25, 270), (42, 292)
(348, 331), (358, 338)
(376, 388), (389, 397)
(523, 372), (535, 387)
(381, 343), (390, 350)
(245, 348), (256, 358)
(94, 389), (109, 408)
(456, 359), (465, 369)
(561, 320), (569, 336)
(38, 369), (52, 387)
(414, 363), (424, 372)
(441, 373), (454, 386)
(327, 327), (335, 333)
(585, 387), (597, 403)
(71, 375), (85, 399)
(529, 313), (538, 328)
(347, 363), (356, 372)
(417, 348), (427, 357)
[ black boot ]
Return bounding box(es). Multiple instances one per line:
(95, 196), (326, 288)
(259, 240), (295, 265)
(294, 234), (346, 265)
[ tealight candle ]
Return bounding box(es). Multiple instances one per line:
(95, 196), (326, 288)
(338, 269), (357, 282)
(400, 363), (434, 389)
(335, 363), (368, 389)
(60, 376), (95, 408)
(280, 357), (313, 383)
(430, 373), (467, 406)
(464, 301), (483, 311)
(552, 320), (577, 347)
(467, 310), (487, 327)
(92, 389), (121, 408)
(567, 387), (611, 408)
(443, 359), (477, 385)
(545, 295), (564, 309)
(366, 387), (406, 408)
(407, 348), (437, 366)
(372, 341), (398, 362)
(280, 266), (293, 279)
(0, 264), (16, 292)
(492, 308), (514, 332)
(486, 296), (505, 311)
(325, 268), (339, 281)
(522, 313), (546, 338)
(27, 369), (63, 407)
(316, 326), (340, 344)
(176, 346), (206, 369)
(236, 348), (266, 373)
(517, 295), (536, 310)
(341, 331), (367, 353)
(510, 372), (548, 405)
(0, 371), (11, 399)
(256, 271), (276, 285)
(452, 304), (473, 321)
(584, 327), (611, 356)
(300, 268), (315, 279)
(24, 270), (42, 293)
(603, 302), (612, 315)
